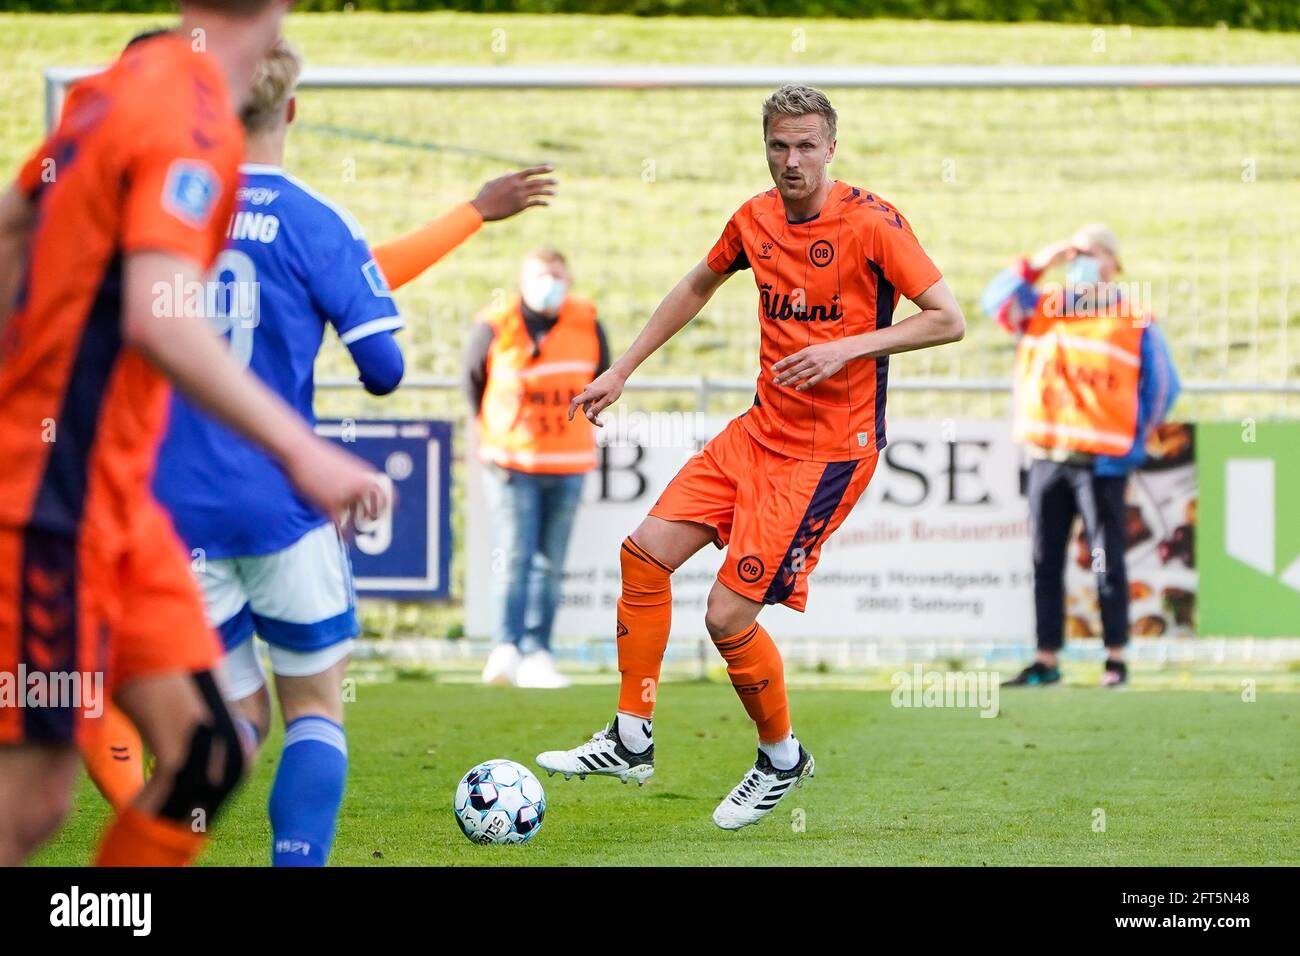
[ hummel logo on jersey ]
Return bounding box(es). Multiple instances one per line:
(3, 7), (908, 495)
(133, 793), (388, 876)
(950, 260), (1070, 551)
(758, 240), (774, 259)
(759, 284), (843, 322)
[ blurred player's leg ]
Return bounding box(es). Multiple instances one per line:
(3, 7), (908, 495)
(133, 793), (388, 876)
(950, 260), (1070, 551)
(269, 654), (349, 867)
(221, 646), (274, 760)
(0, 746), (81, 866)
(80, 702), (146, 810)
(94, 504), (245, 866)
(97, 669), (244, 866)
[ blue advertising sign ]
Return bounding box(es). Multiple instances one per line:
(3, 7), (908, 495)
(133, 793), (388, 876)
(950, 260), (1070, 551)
(315, 419), (453, 599)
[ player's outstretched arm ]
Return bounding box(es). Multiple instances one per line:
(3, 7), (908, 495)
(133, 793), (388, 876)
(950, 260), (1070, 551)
(569, 258), (731, 426)
(773, 278), (966, 391)
(0, 184), (34, 341)
(371, 165), (556, 291)
(123, 250), (389, 523)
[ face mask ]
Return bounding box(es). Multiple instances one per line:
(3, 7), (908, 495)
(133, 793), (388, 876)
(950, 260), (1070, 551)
(521, 274), (568, 314)
(1066, 254), (1102, 287)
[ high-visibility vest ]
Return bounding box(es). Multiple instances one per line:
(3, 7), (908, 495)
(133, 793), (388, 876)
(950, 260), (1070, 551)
(477, 293), (600, 474)
(1013, 291), (1145, 457)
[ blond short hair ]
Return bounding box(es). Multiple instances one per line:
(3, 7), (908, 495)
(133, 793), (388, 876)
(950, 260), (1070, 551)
(761, 85), (837, 141)
(240, 39), (301, 135)
(524, 248), (568, 269)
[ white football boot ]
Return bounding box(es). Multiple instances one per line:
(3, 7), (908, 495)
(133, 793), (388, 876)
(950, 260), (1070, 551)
(712, 745), (815, 831)
(481, 643), (521, 686)
(535, 721), (654, 785)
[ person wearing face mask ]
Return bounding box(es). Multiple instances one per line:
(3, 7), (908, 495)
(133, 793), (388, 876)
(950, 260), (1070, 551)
(465, 249), (611, 688)
(982, 224), (1180, 688)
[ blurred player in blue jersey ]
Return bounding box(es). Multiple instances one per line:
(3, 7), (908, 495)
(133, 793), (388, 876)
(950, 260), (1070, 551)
(138, 40), (554, 866)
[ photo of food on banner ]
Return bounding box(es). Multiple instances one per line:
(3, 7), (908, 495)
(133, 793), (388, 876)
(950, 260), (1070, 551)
(1063, 423), (1197, 638)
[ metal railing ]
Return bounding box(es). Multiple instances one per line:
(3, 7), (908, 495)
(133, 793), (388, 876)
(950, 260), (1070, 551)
(315, 375), (1300, 397)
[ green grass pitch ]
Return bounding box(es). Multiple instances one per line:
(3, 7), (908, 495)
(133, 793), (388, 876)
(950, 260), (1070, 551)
(34, 678), (1300, 866)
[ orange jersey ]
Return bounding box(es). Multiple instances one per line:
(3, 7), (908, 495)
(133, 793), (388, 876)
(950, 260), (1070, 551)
(707, 180), (942, 462)
(0, 34), (242, 551)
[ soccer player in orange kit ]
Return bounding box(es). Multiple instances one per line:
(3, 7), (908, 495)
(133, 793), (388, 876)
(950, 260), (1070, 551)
(536, 85), (965, 829)
(77, 35), (555, 829)
(0, 1), (387, 866)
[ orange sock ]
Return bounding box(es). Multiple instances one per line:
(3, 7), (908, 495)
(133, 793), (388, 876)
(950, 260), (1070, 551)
(81, 702), (146, 811)
(615, 537), (674, 718)
(94, 806), (206, 867)
(713, 622), (790, 743)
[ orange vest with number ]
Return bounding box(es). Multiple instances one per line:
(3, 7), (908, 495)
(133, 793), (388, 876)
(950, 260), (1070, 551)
(1013, 290), (1145, 457)
(477, 294), (600, 474)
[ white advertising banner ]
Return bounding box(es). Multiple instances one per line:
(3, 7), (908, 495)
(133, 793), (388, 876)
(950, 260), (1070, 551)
(466, 416), (1038, 641)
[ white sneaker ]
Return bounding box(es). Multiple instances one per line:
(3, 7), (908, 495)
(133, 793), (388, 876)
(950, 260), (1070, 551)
(481, 643), (521, 685)
(712, 746), (815, 831)
(536, 721), (655, 785)
(515, 650), (571, 689)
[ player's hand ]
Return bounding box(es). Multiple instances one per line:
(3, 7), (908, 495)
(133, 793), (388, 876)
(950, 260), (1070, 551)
(772, 340), (853, 391)
(470, 165), (557, 222)
(285, 436), (392, 526)
(568, 367), (627, 427)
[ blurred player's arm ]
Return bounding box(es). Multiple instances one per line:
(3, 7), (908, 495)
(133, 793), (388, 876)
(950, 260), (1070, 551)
(371, 165), (556, 290)
(0, 184), (34, 341)
(123, 250), (387, 520)
(569, 258), (731, 425)
(980, 239), (1073, 333)
(774, 279), (965, 391)
(347, 333), (404, 396)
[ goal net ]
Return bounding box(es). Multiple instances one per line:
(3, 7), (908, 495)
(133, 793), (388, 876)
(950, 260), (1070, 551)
(46, 64), (1300, 422)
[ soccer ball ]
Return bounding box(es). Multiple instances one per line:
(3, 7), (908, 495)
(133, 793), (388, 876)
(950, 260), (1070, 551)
(454, 759), (546, 845)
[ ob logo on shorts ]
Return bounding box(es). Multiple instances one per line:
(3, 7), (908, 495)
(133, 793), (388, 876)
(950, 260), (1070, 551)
(736, 554), (765, 583)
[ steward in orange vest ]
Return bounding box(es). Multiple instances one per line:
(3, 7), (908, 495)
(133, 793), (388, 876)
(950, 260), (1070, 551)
(467, 291), (607, 474)
(465, 249), (610, 689)
(982, 225), (1180, 689)
(1012, 288), (1146, 459)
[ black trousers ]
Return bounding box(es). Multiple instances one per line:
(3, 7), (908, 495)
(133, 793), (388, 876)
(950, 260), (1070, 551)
(1027, 459), (1130, 651)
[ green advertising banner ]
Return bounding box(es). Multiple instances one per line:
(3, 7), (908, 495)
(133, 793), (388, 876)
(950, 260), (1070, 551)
(1198, 421), (1300, 637)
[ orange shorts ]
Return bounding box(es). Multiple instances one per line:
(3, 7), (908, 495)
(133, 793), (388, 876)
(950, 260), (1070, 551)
(0, 499), (220, 747)
(650, 416), (877, 612)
